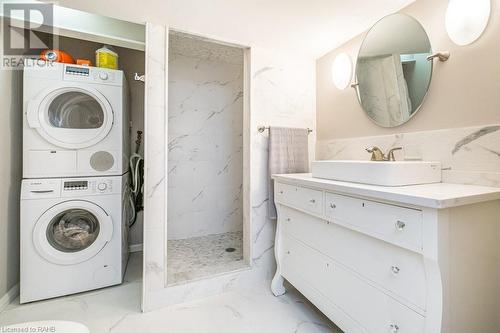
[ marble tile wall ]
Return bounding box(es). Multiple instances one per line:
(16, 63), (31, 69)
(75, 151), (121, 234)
(317, 124), (500, 187)
(167, 33), (244, 240)
(249, 48), (316, 280)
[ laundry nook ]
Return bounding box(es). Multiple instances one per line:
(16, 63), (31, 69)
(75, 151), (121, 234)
(0, 1), (499, 333)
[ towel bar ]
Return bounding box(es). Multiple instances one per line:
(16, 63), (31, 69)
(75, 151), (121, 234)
(257, 126), (313, 134)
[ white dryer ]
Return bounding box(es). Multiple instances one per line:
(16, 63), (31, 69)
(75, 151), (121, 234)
(20, 174), (129, 303)
(23, 60), (129, 178)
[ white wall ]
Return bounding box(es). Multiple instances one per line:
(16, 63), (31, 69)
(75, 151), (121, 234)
(167, 33), (243, 240)
(0, 68), (22, 302)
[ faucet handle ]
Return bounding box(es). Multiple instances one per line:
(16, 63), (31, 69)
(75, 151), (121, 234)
(386, 147), (403, 161)
(365, 146), (380, 153)
(365, 146), (385, 161)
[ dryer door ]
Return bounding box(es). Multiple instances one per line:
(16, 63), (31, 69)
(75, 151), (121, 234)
(33, 200), (113, 265)
(27, 85), (114, 149)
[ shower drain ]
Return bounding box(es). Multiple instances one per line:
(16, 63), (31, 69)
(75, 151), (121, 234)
(225, 247), (236, 253)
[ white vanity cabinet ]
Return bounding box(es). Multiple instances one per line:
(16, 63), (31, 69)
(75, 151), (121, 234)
(271, 174), (500, 333)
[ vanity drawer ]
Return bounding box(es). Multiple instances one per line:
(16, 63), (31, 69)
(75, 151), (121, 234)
(281, 234), (425, 333)
(325, 193), (423, 252)
(275, 182), (323, 215)
(280, 206), (426, 310)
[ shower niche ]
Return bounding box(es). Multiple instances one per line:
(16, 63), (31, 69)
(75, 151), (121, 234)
(167, 31), (247, 285)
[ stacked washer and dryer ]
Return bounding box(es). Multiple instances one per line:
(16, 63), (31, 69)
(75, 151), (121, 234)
(20, 60), (131, 303)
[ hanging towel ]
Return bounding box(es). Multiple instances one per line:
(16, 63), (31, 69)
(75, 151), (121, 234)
(268, 127), (309, 219)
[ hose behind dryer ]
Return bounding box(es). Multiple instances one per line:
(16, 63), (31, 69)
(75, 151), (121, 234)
(128, 131), (144, 227)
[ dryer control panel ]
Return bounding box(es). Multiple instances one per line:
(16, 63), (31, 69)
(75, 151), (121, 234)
(65, 66), (90, 77)
(63, 64), (122, 86)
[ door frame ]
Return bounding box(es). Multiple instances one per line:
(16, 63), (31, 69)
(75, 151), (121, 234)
(141, 24), (252, 311)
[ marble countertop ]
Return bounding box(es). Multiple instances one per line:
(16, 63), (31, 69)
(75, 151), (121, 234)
(272, 173), (500, 209)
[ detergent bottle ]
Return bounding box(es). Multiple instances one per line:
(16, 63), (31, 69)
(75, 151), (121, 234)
(95, 45), (118, 69)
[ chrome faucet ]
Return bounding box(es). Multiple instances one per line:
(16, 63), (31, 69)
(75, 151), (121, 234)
(365, 146), (402, 161)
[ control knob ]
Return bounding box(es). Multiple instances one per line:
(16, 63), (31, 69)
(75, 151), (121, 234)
(98, 72), (109, 80)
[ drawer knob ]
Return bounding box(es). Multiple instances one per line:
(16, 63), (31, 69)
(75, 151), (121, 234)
(285, 218), (291, 222)
(389, 324), (400, 333)
(395, 220), (406, 231)
(391, 266), (400, 275)
(279, 190), (284, 194)
(309, 199), (316, 204)
(330, 203), (336, 209)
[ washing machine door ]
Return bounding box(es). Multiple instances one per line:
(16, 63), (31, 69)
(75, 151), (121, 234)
(33, 200), (113, 265)
(26, 85), (114, 149)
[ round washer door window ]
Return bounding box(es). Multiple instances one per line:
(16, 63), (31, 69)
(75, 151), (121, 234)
(33, 201), (113, 265)
(46, 209), (101, 253)
(27, 86), (114, 149)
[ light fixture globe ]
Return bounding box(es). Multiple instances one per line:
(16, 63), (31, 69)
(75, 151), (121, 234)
(331, 52), (352, 90)
(445, 0), (491, 46)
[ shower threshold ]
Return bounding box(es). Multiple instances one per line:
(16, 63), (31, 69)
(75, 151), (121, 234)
(167, 231), (247, 285)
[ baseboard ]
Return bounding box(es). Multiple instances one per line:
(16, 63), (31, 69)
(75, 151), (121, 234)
(129, 243), (143, 253)
(0, 284), (19, 313)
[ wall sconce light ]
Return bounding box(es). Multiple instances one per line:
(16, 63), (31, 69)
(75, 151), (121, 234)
(331, 52), (352, 90)
(445, 0), (491, 46)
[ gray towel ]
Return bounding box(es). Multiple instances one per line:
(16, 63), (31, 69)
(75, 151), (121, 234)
(268, 127), (309, 219)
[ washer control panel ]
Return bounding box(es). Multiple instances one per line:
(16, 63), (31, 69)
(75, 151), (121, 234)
(21, 176), (123, 199)
(63, 180), (88, 191)
(60, 176), (121, 197)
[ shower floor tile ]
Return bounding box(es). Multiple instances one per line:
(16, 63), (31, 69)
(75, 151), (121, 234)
(167, 231), (246, 285)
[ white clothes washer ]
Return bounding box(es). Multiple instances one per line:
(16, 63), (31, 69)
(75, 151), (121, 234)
(20, 174), (129, 303)
(23, 60), (129, 178)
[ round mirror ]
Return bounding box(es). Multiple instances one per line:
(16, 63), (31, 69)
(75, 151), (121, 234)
(355, 13), (433, 127)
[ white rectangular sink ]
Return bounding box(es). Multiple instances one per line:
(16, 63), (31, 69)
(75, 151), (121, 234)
(311, 160), (442, 186)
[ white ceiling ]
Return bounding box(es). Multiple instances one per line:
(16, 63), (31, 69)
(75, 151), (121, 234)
(164, 0), (418, 59)
(50, 0), (418, 59)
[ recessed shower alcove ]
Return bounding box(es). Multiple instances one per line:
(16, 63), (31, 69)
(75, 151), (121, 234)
(166, 31), (248, 285)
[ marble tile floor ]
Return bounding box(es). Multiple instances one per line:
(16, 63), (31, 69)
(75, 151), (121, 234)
(0, 252), (343, 333)
(167, 231), (247, 285)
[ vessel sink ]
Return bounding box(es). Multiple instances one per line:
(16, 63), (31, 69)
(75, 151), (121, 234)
(311, 160), (442, 186)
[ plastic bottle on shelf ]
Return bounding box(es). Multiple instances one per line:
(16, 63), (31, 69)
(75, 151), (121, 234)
(95, 45), (118, 69)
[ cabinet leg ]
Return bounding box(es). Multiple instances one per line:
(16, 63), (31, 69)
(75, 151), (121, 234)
(271, 274), (286, 296)
(271, 213), (286, 296)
